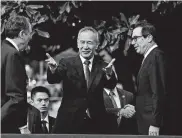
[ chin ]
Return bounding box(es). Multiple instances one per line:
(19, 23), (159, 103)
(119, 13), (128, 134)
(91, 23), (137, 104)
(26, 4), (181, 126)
(82, 54), (92, 59)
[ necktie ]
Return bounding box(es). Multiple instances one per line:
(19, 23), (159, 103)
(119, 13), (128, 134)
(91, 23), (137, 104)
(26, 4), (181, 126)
(41, 120), (48, 133)
(109, 91), (118, 108)
(109, 91), (121, 125)
(84, 60), (91, 118)
(84, 60), (90, 89)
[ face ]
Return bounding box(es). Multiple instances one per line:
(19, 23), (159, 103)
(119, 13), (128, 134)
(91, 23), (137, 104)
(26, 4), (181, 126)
(32, 92), (49, 113)
(77, 30), (98, 60)
(131, 27), (148, 55)
(20, 20), (33, 50)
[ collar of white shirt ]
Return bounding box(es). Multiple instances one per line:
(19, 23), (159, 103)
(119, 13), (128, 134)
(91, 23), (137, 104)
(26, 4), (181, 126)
(6, 37), (19, 51)
(142, 44), (158, 64)
(144, 44), (158, 59)
(79, 55), (94, 70)
(104, 87), (118, 97)
(41, 115), (49, 124)
(104, 87), (121, 108)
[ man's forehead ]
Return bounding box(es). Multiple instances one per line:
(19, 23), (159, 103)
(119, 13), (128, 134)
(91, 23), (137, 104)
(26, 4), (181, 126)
(34, 92), (49, 97)
(132, 27), (142, 37)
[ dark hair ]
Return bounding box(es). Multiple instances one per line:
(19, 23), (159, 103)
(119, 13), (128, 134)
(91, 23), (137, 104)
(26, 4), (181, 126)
(135, 21), (156, 42)
(31, 86), (50, 99)
(5, 15), (30, 39)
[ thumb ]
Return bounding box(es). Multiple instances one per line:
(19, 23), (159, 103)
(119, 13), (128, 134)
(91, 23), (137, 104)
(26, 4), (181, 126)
(46, 53), (52, 59)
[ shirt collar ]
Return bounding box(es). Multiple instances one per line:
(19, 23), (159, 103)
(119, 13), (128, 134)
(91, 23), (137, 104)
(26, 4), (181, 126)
(104, 87), (118, 96)
(144, 44), (158, 59)
(41, 114), (49, 124)
(79, 55), (94, 66)
(6, 37), (19, 51)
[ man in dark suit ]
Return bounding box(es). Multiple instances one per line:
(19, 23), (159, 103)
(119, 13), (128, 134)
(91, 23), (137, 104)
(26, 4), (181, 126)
(1, 15), (33, 133)
(45, 26), (117, 134)
(131, 22), (167, 136)
(103, 83), (137, 134)
(31, 86), (55, 133)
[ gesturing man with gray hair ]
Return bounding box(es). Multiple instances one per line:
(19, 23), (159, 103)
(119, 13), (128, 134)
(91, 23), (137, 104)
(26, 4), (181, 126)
(45, 26), (117, 134)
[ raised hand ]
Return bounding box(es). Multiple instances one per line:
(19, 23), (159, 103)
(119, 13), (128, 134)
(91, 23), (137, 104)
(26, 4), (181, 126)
(45, 53), (57, 72)
(103, 58), (116, 76)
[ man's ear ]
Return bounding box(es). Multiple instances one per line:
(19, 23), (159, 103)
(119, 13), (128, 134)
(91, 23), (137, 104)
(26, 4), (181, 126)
(29, 99), (34, 105)
(147, 34), (153, 43)
(19, 30), (25, 39)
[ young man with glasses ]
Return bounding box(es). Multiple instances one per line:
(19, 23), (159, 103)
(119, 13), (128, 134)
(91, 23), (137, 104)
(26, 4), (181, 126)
(131, 22), (167, 136)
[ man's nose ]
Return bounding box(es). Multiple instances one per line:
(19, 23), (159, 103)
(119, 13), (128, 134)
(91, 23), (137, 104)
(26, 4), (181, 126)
(83, 42), (89, 48)
(41, 100), (46, 105)
(131, 39), (135, 45)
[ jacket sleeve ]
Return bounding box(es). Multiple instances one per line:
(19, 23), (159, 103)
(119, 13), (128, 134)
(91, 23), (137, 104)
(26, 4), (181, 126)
(149, 52), (167, 127)
(1, 52), (27, 127)
(47, 58), (67, 84)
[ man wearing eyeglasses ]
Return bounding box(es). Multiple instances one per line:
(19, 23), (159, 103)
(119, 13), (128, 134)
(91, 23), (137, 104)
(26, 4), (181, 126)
(45, 27), (117, 134)
(131, 22), (167, 136)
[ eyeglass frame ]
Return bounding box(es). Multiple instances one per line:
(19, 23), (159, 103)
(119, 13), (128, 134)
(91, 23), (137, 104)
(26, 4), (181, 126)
(131, 35), (143, 42)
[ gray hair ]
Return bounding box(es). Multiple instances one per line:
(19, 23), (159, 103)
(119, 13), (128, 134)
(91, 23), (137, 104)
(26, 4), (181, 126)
(77, 26), (99, 44)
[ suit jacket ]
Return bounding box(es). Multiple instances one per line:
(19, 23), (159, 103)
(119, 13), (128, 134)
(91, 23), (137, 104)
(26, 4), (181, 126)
(1, 40), (28, 133)
(27, 104), (55, 134)
(136, 47), (167, 134)
(47, 55), (117, 134)
(27, 104), (42, 133)
(48, 116), (56, 133)
(103, 88), (137, 134)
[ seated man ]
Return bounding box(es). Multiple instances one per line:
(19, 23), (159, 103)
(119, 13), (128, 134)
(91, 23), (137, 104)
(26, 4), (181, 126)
(103, 83), (137, 134)
(31, 86), (55, 133)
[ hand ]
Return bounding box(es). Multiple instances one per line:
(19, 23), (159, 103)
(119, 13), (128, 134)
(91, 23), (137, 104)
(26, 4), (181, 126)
(45, 53), (57, 72)
(149, 125), (160, 136)
(19, 125), (31, 134)
(102, 58), (116, 76)
(120, 104), (135, 118)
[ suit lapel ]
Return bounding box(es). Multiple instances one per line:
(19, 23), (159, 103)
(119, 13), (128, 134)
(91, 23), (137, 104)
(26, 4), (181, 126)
(72, 55), (87, 88)
(103, 90), (114, 108)
(117, 88), (125, 108)
(48, 116), (54, 133)
(88, 57), (100, 91)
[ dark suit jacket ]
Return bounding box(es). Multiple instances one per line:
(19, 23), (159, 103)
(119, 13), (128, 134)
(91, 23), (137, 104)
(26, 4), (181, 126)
(103, 88), (137, 134)
(48, 116), (56, 133)
(47, 55), (117, 134)
(27, 104), (42, 133)
(1, 40), (28, 133)
(27, 104), (55, 133)
(136, 47), (167, 135)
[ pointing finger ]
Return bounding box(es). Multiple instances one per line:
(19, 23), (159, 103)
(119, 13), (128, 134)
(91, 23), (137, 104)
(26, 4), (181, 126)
(46, 53), (51, 58)
(107, 58), (116, 67)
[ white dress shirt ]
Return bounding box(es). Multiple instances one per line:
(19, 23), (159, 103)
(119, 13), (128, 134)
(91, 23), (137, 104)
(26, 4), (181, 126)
(104, 87), (121, 108)
(41, 115), (49, 132)
(79, 55), (94, 72)
(6, 37), (19, 51)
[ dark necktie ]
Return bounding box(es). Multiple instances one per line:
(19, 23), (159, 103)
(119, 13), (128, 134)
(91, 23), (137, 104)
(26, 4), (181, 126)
(109, 91), (118, 108)
(84, 60), (90, 89)
(41, 120), (48, 133)
(109, 91), (121, 125)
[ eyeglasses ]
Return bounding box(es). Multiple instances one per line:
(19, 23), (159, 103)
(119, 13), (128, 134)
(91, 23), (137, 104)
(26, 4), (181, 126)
(131, 36), (143, 42)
